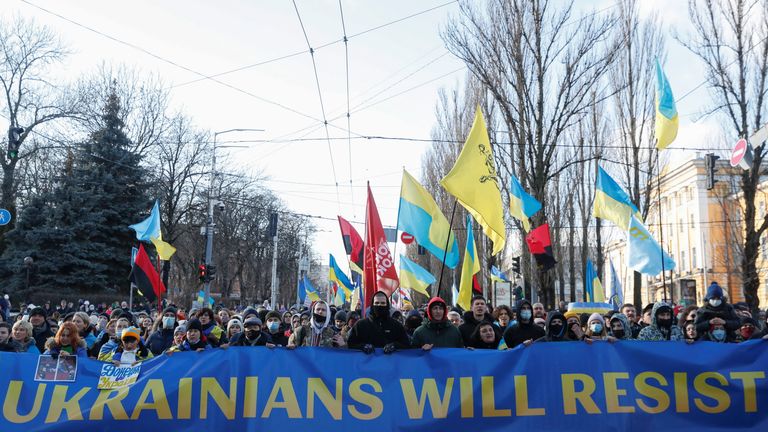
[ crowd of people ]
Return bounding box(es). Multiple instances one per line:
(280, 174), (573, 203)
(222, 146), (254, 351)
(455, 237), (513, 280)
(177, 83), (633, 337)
(0, 281), (766, 362)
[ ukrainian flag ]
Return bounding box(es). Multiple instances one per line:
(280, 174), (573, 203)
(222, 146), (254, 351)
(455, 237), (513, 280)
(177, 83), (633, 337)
(329, 254), (353, 297)
(655, 59), (678, 150)
(458, 215), (480, 311)
(593, 166), (641, 230)
(303, 277), (321, 302)
(490, 265), (509, 283)
(508, 174), (541, 231)
(585, 259), (605, 303)
(627, 215), (676, 275)
(399, 254), (436, 297)
(398, 170), (459, 268)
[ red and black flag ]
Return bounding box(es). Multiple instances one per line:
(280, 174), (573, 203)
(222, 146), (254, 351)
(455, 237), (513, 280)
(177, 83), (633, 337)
(525, 223), (556, 271)
(338, 215), (364, 273)
(129, 244), (166, 303)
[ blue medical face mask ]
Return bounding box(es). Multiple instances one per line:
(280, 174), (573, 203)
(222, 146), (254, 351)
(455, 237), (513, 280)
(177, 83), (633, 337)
(520, 310), (532, 321)
(590, 323), (603, 334)
(712, 329), (726, 341)
(268, 321), (280, 332)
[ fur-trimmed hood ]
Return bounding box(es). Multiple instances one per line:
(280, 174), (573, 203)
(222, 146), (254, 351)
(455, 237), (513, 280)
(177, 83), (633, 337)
(44, 336), (87, 351)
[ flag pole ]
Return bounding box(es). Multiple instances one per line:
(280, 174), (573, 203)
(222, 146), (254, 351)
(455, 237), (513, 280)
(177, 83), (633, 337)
(655, 146), (670, 303)
(435, 199), (458, 298)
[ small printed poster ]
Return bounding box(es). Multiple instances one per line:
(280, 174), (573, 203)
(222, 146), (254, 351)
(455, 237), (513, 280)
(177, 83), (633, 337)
(97, 363), (142, 390)
(34, 355), (78, 382)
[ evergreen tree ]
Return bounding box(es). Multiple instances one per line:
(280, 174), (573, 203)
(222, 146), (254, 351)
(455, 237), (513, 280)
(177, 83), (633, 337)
(1, 90), (150, 300)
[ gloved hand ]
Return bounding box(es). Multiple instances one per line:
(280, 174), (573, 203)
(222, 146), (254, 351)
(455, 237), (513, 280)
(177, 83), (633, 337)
(383, 343), (396, 354)
(362, 344), (375, 354)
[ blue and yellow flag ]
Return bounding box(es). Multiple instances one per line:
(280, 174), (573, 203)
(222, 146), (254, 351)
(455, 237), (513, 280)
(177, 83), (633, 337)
(458, 215), (481, 310)
(441, 107), (505, 256)
(329, 254), (353, 296)
(399, 255), (436, 297)
(593, 166), (641, 230)
(627, 215), (676, 275)
(303, 277), (321, 302)
(508, 174), (541, 231)
(398, 170), (459, 268)
(490, 265), (509, 283)
(585, 260), (605, 303)
(129, 199), (162, 242)
(655, 59), (678, 150)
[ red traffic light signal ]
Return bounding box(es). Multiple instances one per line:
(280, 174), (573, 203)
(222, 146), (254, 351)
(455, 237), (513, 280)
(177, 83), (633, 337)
(198, 264), (206, 283)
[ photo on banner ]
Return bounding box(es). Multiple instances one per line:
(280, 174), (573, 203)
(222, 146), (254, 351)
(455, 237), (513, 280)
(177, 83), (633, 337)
(34, 355), (77, 382)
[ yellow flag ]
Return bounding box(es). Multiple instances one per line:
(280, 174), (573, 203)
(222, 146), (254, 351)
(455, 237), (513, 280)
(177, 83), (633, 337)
(440, 106), (505, 255)
(151, 237), (177, 260)
(458, 215), (480, 311)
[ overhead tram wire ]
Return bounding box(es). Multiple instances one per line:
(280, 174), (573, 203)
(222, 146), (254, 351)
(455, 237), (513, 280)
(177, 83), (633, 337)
(339, 0), (355, 217)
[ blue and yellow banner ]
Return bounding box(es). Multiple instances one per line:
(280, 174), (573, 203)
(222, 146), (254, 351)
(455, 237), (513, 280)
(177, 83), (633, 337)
(2, 343), (767, 431)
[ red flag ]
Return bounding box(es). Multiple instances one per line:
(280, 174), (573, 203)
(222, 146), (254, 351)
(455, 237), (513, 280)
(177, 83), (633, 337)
(130, 244), (166, 302)
(338, 215), (364, 271)
(363, 184), (399, 314)
(525, 223), (557, 271)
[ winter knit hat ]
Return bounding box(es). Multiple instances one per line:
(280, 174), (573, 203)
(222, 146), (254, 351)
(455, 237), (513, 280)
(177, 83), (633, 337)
(265, 311), (281, 322)
(174, 325), (187, 335)
(185, 318), (203, 332)
(706, 282), (724, 300)
(121, 326), (141, 341)
(587, 313), (604, 326)
(227, 319), (243, 332)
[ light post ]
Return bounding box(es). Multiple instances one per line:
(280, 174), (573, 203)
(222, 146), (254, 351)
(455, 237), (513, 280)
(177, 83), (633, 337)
(204, 128), (263, 307)
(23, 256), (33, 291)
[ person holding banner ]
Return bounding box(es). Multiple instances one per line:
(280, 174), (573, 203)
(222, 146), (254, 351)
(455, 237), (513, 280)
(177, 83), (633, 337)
(264, 311), (289, 346)
(347, 291), (410, 354)
(608, 313), (634, 340)
(198, 308), (227, 348)
(411, 297), (463, 350)
(230, 318), (274, 348)
(44, 322), (87, 358)
(287, 301), (339, 348)
(146, 306), (179, 356)
(502, 300), (544, 349)
(468, 321), (504, 349)
(111, 326), (153, 366)
(535, 311), (569, 343)
(167, 319), (211, 353)
(638, 303), (684, 341)
(564, 311), (586, 341)
(584, 313), (617, 343)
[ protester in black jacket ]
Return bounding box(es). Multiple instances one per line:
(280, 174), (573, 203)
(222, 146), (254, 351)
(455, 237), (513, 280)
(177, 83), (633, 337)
(29, 307), (54, 353)
(347, 291), (410, 354)
(146, 307), (178, 356)
(503, 300), (544, 348)
(695, 282), (740, 338)
(458, 296), (495, 346)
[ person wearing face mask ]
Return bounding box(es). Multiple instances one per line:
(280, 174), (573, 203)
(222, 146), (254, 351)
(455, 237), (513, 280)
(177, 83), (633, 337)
(287, 301), (340, 348)
(411, 297), (464, 350)
(638, 302), (684, 341)
(111, 326), (153, 366)
(701, 322), (730, 343)
(735, 317), (761, 342)
(695, 282), (740, 340)
(146, 307), (178, 356)
(167, 319), (211, 353)
(230, 318), (274, 347)
(608, 313), (634, 340)
(502, 300), (545, 348)
(263, 311), (289, 346)
(98, 317), (132, 361)
(535, 311), (569, 342)
(584, 313), (617, 343)
(347, 291), (410, 354)
(564, 311), (585, 341)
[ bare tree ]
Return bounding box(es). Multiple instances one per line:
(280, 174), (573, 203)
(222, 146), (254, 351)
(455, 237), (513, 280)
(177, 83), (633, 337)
(0, 15), (79, 249)
(443, 0), (618, 308)
(679, 0), (768, 310)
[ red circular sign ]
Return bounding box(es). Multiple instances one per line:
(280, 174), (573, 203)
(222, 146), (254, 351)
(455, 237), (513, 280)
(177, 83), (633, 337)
(731, 138), (747, 167)
(400, 232), (414, 245)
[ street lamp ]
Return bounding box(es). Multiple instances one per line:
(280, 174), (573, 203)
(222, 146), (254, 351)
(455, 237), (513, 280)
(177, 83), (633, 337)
(203, 128), (264, 307)
(23, 256), (33, 291)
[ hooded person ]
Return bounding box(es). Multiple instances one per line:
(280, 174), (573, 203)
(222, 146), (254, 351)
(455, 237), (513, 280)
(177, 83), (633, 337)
(333, 311), (347, 333)
(231, 317), (274, 347)
(263, 311), (289, 346)
(404, 310), (423, 339)
(638, 302), (684, 341)
(146, 306), (179, 356)
(695, 282), (740, 339)
(609, 313), (634, 340)
(411, 297), (464, 350)
(536, 311), (569, 342)
(564, 310), (585, 341)
(347, 291), (410, 354)
(584, 313), (615, 342)
(287, 301), (341, 348)
(468, 321), (504, 349)
(458, 296), (495, 346)
(502, 300), (545, 348)
(734, 317), (760, 343)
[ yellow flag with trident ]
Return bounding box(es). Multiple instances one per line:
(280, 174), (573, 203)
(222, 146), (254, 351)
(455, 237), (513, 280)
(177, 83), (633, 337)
(440, 106), (506, 255)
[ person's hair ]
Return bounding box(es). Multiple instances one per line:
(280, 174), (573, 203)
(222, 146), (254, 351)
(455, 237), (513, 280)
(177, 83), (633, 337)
(585, 316), (607, 338)
(471, 296), (486, 306)
(620, 303), (636, 312)
(0, 322), (11, 334)
(73, 312), (90, 329)
(55, 322), (82, 348)
(199, 308), (215, 321)
(492, 305), (513, 321)
(469, 322), (499, 346)
(12, 320), (33, 341)
(678, 305), (699, 328)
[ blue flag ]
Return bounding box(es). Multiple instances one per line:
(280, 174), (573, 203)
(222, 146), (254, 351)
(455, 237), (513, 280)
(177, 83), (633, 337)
(627, 215), (676, 275)
(129, 199), (162, 242)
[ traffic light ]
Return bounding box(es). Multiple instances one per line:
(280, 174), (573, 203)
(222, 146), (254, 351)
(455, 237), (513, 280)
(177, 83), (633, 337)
(205, 264), (216, 282)
(198, 264), (207, 283)
(705, 153), (720, 190)
(270, 213), (278, 237)
(7, 126), (23, 160)
(511, 256), (521, 274)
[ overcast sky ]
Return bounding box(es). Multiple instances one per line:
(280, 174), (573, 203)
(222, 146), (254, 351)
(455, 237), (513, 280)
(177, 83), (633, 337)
(4, 0), (727, 278)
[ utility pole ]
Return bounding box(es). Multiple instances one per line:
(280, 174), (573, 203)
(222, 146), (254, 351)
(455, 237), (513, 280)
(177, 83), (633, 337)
(204, 128), (263, 307)
(269, 212), (279, 311)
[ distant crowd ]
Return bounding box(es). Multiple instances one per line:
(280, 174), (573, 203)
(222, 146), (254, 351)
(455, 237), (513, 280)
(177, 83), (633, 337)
(0, 281), (766, 364)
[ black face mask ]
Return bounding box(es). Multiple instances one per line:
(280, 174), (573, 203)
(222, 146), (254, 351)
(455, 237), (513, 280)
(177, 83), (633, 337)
(245, 329), (259, 340)
(549, 324), (563, 336)
(613, 329), (625, 339)
(657, 318), (672, 329)
(373, 305), (389, 318)
(312, 313), (326, 324)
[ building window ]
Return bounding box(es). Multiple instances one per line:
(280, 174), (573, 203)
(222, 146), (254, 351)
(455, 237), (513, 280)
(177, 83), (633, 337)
(692, 247), (697, 269)
(679, 218), (684, 233)
(761, 202), (766, 219)
(681, 251), (687, 272)
(690, 214), (695, 229)
(762, 236), (767, 260)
